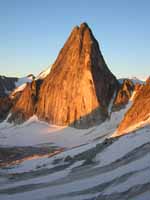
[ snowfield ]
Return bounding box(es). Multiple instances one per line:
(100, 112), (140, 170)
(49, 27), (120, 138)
(118, 77), (145, 85)
(0, 125), (150, 200)
(10, 75), (34, 96)
(35, 66), (51, 80)
(15, 76), (33, 88)
(0, 93), (150, 200)
(0, 99), (130, 147)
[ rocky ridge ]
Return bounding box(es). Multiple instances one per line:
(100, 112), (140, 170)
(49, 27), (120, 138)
(113, 79), (134, 111)
(8, 23), (119, 128)
(0, 23), (148, 132)
(116, 76), (150, 135)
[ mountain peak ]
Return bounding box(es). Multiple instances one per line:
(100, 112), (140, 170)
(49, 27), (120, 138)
(80, 22), (89, 29)
(35, 23), (119, 128)
(69, 22), (93, 41)
(7, 23), (119, 128)
(72, 22), (89, 30)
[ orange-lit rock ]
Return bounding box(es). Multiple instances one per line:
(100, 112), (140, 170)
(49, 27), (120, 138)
(36, 23), (119, 128)
(113, 79), (134, 110)
(116, 83), (150, 134)
(7, 23), (119, 128)
(8, 80), (42, 124)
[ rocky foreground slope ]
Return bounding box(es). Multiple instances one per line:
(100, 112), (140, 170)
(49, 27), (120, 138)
(0, 124), (150, 200)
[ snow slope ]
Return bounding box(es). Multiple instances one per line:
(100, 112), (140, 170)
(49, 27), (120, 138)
(0, 90), (150, 200)
(35, 67), (51, 80)
(118, 77), (145, 85)
(0, 99), (131, 147)
(9, 67), (50, 95)
(15, 76), (33, 87)
(0, 87), (134, 148)
(0, 125), (150, 200)
(10, 76), (34, 96)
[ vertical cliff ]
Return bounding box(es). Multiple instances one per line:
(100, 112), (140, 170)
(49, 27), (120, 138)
(36, 23), (119, 128)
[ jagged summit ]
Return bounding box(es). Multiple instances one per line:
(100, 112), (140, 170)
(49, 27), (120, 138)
(79, 22), (89, 28)
(35, 23), (119, 128)
(71, 22), (90, 31)
(5, 22), (119, 128)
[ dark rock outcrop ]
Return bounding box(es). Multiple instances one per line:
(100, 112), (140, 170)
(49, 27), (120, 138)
(27, 74), (35, 79)
(0, 96), (12, 122)
(35, 23), (119, 128)
(0, 76), (19, 121)
(0, 76), (17, 97)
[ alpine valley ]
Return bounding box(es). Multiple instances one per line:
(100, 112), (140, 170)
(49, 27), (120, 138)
(0, 23), (150, 200)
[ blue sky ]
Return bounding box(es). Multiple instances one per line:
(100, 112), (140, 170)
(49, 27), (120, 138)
(0, 0), (149, 78)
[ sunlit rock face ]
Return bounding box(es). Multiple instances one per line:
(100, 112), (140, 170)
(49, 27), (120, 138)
(117, 80), (150, 134)
(8, 80), (42, 124)
(113, 79), (134, 110)
(146, 76), (150, 85)
(36, 23), (119, 128)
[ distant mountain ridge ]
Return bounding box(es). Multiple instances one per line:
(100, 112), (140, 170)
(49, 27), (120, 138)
(118, 77), (145, 85)
(0, 75), (17, 97)
(0, 75), (34, 97)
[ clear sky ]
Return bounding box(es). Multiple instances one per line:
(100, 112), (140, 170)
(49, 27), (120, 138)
(0, 0), (149, 78)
